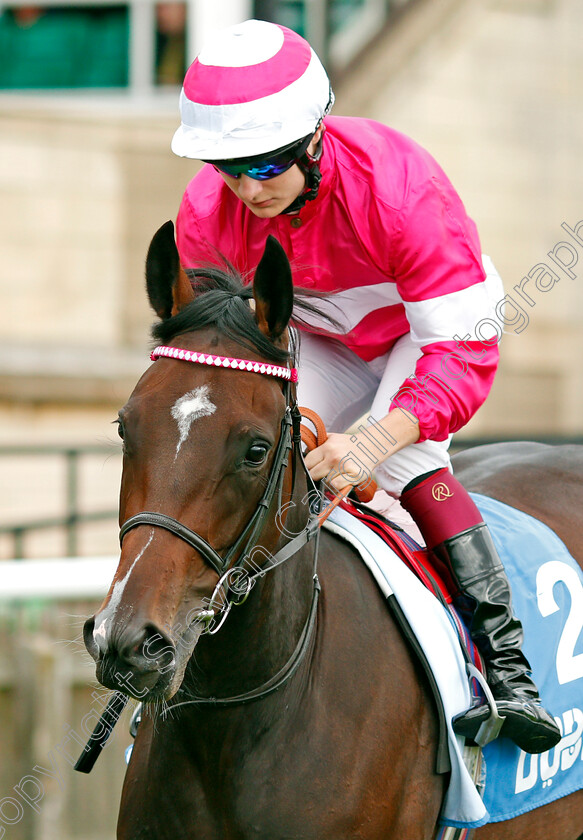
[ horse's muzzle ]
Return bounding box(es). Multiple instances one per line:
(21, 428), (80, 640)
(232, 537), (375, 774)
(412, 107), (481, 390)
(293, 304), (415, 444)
(83, 615), (177, 699)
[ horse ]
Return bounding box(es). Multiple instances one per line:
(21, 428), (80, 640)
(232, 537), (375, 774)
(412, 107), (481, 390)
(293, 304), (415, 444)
(83, 221), (583, 839)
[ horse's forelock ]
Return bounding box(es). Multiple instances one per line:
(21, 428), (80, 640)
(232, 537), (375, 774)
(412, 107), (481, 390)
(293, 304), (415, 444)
(151, 266), (292, 365)
(150, 260), (341, 367)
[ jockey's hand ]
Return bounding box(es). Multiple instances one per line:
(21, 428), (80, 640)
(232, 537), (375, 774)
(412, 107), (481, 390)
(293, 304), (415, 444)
(304, 432), (370, 492)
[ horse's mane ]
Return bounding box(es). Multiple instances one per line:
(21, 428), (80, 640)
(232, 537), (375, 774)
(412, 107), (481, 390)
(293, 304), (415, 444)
(151, 262), (341, 365)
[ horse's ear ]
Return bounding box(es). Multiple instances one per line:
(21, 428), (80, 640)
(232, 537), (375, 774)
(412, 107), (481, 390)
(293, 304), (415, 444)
(145, 221), (195, 319)
(253, 236), (294, 340)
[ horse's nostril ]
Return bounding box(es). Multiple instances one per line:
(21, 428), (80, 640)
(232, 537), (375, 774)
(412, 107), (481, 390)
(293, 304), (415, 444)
(121, 623), (176, 672)
(83, 615), (101, 658)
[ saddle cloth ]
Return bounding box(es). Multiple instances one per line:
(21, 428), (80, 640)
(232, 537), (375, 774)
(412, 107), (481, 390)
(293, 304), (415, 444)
(325, 493), (583, 826)
(474, 493), (583, 823)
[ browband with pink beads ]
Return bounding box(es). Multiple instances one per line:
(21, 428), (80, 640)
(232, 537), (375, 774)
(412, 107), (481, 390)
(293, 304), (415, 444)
(150, 345), (298, 383)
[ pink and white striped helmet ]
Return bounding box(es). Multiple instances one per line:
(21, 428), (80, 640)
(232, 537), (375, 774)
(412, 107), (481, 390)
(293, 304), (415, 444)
(171, 19), (334, 161)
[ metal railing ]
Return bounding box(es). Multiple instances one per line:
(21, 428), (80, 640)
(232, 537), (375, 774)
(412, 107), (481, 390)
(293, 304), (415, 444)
(0, 444), (119, 560)
(2, 435), (583, 561)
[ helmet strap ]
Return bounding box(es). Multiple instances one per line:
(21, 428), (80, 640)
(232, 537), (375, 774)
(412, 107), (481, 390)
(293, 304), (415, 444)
(282, 128), (325, 216)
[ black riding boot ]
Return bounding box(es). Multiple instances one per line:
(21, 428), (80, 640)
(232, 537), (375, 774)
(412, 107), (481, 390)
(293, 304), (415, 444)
(400, 467), (561, 754)
(434, 524), (561, 754)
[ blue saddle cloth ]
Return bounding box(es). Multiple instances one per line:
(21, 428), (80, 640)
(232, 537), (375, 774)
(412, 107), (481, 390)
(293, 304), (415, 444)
(472, 493), (583, 822)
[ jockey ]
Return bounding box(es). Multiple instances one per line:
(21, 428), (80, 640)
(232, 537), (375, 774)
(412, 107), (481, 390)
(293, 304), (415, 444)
(170, 19), (560, 755)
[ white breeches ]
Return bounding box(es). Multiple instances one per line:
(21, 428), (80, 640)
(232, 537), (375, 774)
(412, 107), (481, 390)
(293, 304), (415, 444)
(296, 331), (452, 496)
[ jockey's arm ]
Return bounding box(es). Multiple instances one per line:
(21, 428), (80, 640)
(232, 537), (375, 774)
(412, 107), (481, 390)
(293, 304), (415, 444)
(304, 407), (420, 490)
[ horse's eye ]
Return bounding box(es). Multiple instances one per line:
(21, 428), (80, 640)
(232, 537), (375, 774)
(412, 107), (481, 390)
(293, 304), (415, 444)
(245, 442), (269, 466)
(115, 417), (125, 440)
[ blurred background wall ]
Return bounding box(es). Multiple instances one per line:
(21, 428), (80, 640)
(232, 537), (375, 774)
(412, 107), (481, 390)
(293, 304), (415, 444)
(0, 0), (582, 836)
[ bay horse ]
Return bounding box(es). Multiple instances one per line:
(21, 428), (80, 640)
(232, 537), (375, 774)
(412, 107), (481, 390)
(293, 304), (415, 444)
(83, 221), (583, 839)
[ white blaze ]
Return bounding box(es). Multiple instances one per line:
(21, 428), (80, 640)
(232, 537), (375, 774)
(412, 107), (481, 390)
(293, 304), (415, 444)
(93, 530), (154, 648)
(171, 385), (216, 458)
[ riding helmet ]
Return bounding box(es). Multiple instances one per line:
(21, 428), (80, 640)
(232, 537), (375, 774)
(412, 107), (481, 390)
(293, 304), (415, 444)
(171, 19), (334, 161)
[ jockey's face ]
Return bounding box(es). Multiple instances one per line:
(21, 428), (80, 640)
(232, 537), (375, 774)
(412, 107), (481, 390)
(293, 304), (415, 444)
(213, 128), (322, 219)
(217, 165), (306, 218)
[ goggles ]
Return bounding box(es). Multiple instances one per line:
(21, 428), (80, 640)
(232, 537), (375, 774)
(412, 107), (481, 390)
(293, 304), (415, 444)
(206, 134), (313, 181)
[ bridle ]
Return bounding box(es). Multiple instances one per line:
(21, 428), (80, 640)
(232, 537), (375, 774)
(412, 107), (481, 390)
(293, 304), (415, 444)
(75, 344), (344, 773)
(118, 345), (327, 704)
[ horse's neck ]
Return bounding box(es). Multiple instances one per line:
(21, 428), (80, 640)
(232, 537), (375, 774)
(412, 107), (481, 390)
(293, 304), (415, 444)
(184, 471), (315, 699)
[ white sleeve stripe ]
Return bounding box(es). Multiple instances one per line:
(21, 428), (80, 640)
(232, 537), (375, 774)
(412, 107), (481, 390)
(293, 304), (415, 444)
(294, 255), (503, 341)
(404, 260), (504, 346)
(293, 281), (403, 333)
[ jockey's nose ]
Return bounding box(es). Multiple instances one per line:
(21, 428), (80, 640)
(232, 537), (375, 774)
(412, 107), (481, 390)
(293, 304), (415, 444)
(237, 174), (264, 201)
